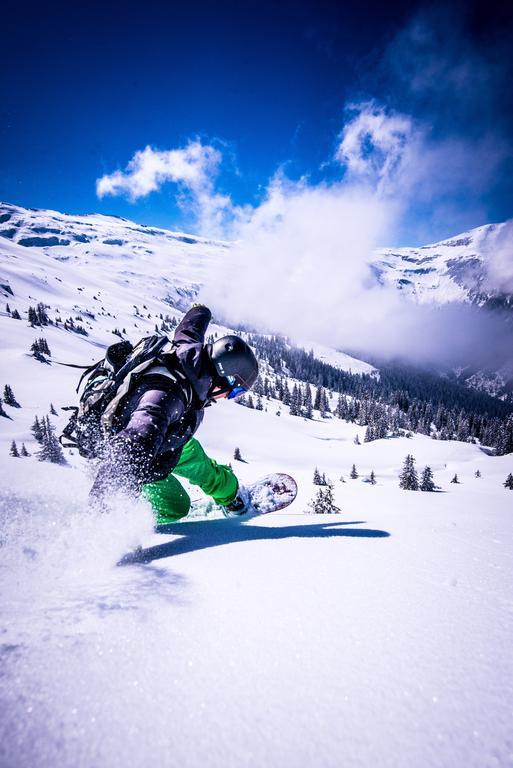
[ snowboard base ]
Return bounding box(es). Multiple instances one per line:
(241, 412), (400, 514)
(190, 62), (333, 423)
(247, 473), (297, 514)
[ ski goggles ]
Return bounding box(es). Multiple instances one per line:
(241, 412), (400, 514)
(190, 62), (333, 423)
(225, 375), (247, 399)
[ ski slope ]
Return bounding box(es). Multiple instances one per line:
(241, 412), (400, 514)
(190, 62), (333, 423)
(1, 203), (513, 768)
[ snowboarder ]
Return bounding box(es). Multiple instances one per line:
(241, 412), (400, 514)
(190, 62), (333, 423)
(89, 305), (259, 522)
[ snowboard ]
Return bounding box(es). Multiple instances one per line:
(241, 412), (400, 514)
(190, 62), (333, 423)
(246, 473), (297, 514)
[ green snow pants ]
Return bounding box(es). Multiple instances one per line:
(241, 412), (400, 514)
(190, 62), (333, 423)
(142, 438), (239, 524)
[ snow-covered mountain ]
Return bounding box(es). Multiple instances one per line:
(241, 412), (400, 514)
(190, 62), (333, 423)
(374, 222), (513, 312)
(2, 201), (512, 318)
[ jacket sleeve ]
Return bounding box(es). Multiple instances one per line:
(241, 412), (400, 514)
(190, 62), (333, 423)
(89, 380), (185, 504)
(173, 305), (212, 348)
(171, 305), (213, 402)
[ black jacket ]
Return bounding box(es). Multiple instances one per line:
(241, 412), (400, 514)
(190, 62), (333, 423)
(90, 305), (214, 499)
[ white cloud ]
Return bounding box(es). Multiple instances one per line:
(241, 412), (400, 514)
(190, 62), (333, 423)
(483, 220), (513, 294)
(335, 102), (420, 195)
(201, 175), (403, 354)
(96, 141), (221, 200)
(96, 140), (240, 238)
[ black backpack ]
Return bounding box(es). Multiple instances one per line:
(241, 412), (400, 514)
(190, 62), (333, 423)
(61, 334), (176, 458)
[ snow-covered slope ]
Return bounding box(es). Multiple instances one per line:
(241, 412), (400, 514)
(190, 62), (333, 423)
(1, 201), (513, 768)
(374, 222), (513, 309)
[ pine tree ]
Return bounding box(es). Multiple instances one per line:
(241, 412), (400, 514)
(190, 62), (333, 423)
(336, 393), (347, 420)
(9, 440), (19, 457)
(31, 416), (44, 443)
(28, 306), (38, 326)
(350, 464), (358, 479)
(354, 434), (361, 445)
(369, 470), (376, 485)
(450, 474), (459, 484)
(3, 384), (20, 407)
(322, 388), (331, 415)
(313, 467), (322, 485)
(6, 303), (10, 313)
(504, 473), (513, 490)
(20, 443), (30, 457)
(308, 485), (340, 514)
(36, 302), (49, 325)
(420, 466), (436, 492)
(0, 398), (7, 418)
(37, 417), (66, 464)
(11, 309), (21, 320)
(475, 469), (481, 478)
(50, 402), (58, 416)
(256, 394), (263, 411)
(289, 384), (300, 416)
(399, 455), (419, 490)
(303, 385), (313, 419)
(323, 484), (340, 513)
(234, 447), (243, 461)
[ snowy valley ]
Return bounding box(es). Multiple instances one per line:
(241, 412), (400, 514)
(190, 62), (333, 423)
(1, 202), (513, 768)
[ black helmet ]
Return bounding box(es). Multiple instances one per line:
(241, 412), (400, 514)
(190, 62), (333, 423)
(209, 335), (259, 391)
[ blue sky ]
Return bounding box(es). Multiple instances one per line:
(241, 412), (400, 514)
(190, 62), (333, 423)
(1, 0), (512, 245)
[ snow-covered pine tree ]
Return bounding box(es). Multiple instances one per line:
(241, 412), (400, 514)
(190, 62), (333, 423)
(503, 473), (513, 490)
(313, 467), (322, 485)
(475, 469), (481, 478)
(11, 308), (21, 319)
(350, 464), (359, 479)
(234, 447), (243, 461)
(322, 388), (331, 415)
(0, 398), (7, 418)
(336, 393), (347, 419)
(31, 415), (44, 443)
(495, 415), (513, 456)
(308, 486), (340, 514)
(308, 487), (326, 514)
(420, 466), (436, 492)
(322, 484), (340, 513)
(27, 306), (38, 326)
(247, 394), (254, 409)
(256, 394), (263, 411)
(399, 455), (419, 490)
(36, 302), (49, 325)
(303, 385), (313, 419)
(354, 434), (361, 445)
(20, 443), (30, 457)
(37, 417), (66, 465)
(450, 474), (459, 484)
(282, 380), (290, 406)
(369, 470), (376, 485)
(50, 402), (58, 416)
(9, 440), (19, 457)
(3, 384), (20, 407)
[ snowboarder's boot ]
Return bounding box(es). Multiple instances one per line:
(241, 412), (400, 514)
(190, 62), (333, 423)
(221, 485), (252, 517)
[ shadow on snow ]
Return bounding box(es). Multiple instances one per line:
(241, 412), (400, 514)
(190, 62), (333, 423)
(119, 518), (391, 566)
